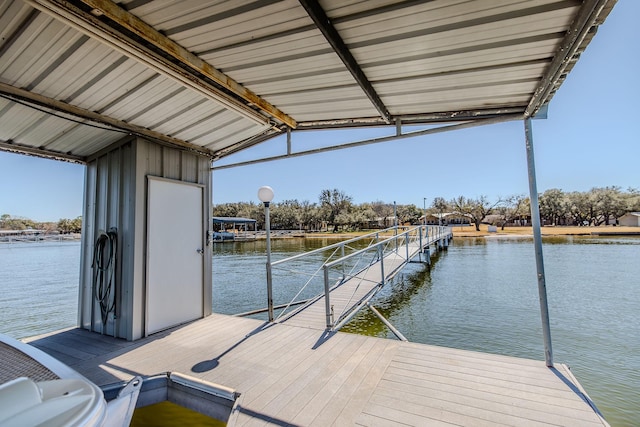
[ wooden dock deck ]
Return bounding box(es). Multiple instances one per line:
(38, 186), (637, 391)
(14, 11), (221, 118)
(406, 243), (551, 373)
(24, 314), (608, 426)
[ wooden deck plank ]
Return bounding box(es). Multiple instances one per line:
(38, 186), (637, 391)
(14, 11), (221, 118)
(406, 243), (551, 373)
(358, 405), (460, 427)
(239, 332), (352, 409)
(243, 333), (374, 422)
(367, 392), (517, 426)
(303, 338), (395, 426)
(17, 311), (608, 427)
(272, 336), (379, 422)
(385, 364), (580, 401)
(228, 327), (341, 398)
(390, 356), (569, 389)
(399, 341), (553, 368)
(376, 379), (603, 425)
(381, 367), (590, 410)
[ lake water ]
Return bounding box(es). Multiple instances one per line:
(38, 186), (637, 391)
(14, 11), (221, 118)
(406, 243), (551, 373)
(0, 236), (638, 426)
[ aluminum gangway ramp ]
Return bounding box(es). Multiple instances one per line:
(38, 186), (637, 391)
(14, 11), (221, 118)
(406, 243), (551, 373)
(270, 226), (452, 331)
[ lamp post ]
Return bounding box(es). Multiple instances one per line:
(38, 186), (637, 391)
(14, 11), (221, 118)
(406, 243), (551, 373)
(423, 197), (427, 227)
(258, 186), (274, 321)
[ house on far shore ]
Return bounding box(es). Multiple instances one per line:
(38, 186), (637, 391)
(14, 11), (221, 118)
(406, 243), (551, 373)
(419, 213), (472, 226)
(618, 212), (640, 227)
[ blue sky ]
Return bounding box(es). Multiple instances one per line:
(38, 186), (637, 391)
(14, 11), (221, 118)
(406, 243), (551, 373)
(1, 0), (638, 222)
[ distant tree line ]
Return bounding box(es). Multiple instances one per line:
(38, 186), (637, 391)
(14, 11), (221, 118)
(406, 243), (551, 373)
(213, 187), (640, 232)
(213, 188), (422, 232)
(0, 214), (82, 234)
(537, 186), (639, 226)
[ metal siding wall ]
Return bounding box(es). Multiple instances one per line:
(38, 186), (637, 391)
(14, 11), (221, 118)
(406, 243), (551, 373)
(182, 153), (197, 182)
(163, 147), (181, 180)
(80, 136), (212, 340)
(79, 161), (96, 330)
(80, 137), (137, 338)
(116, 142), (136, 340)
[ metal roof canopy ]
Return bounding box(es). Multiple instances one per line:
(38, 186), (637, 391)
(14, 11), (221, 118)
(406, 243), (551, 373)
(0, 0), (616, 164)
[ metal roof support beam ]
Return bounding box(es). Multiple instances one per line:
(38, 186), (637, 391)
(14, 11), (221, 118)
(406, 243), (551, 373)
(299, 0), (391, 123)
(295, 107), (526, 129)
(526, 0), (608, 117)
(28, 0), (297, 129)
(524, 117), (553, 367)
(212, 114), (522, 170)
(0, 139), (85, 163)
(0, 82), (216, 158)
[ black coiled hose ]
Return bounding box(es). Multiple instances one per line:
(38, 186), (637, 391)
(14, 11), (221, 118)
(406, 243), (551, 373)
(92, 229), (117, 328)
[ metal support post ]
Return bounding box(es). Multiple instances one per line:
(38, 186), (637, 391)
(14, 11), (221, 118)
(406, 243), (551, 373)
(418, 228), (423, 263)
(323, 266), (332, 328)
(378, 245), (385, 285)
(259, 186), (275, 322)
(264, 202), (274, 322)
(524, 117), (553, 367)
(405, 233), (409, 260)
(423, 197), (427, 228)
(340, 244), (345, 281)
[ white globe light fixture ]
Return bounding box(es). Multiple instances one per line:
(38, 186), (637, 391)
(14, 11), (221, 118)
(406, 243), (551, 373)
(258, 186), (274, 204)
(258, 186), (274, 321)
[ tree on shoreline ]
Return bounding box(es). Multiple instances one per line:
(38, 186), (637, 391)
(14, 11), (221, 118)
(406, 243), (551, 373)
(319, 188), (353, 232)
(450, 195), (500, 231)
(0, 214), (81, 233)
(215, 187), (640, 232)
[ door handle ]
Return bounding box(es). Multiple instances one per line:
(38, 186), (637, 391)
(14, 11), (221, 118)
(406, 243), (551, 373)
(196, 248), (204, 254)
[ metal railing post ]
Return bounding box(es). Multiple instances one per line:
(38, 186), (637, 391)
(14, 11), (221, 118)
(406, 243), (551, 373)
(378, 245), (385, 285)
(341, 243), (345, 281)
(405, 231), (410, 260)
(418, 227), (423, 262)
(323, 265), (332, 328)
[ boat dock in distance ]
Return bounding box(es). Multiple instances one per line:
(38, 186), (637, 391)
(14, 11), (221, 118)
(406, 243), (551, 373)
(25, 225), (608, 426)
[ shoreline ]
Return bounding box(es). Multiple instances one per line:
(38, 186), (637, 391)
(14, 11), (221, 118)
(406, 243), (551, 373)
(450, 225), (640, 237)
(303, 225), (640, 239)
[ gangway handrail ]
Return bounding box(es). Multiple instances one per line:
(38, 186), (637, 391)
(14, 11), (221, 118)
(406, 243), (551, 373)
(323, 226), (430, 327)
(323, 227), (417, 269)
(271, 226), (405, 267)
(267, 225), (451, 327)
(268, 226), (408, 321)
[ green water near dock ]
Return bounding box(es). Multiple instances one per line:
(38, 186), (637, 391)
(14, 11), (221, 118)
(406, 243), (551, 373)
(1, 236), (638, 425)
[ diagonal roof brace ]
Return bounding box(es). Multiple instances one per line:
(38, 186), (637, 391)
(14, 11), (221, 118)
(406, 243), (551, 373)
(298, 0), (392, 124)
(28, 0), (297, 129)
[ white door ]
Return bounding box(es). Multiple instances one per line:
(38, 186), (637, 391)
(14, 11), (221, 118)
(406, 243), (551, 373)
(146, 177), (204, 335)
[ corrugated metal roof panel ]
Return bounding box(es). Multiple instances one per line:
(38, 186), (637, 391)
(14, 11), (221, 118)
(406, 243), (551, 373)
(0, 97), (124, 158)
(134, 0), (310, 53)
(0, 0), (617, 162)
(0, 1), (273, 160)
